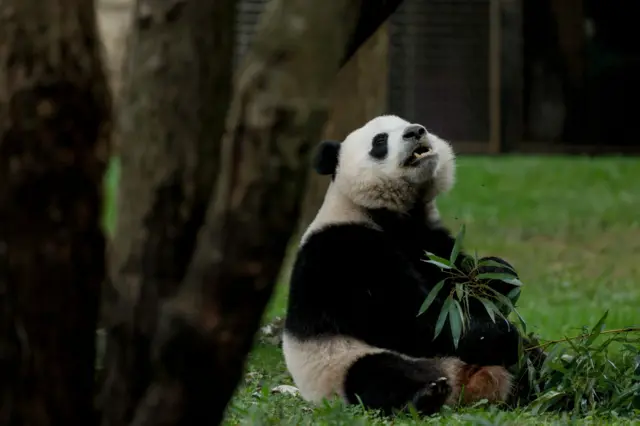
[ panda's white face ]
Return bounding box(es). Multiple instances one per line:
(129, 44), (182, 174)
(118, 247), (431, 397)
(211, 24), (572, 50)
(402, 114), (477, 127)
(331, 115), (455, 211)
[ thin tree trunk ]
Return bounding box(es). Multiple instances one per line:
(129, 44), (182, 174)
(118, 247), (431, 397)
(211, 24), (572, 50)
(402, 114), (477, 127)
(97, 0), (236, 425)
(298, 22), (392, 234)
(0, 0), (112, 424)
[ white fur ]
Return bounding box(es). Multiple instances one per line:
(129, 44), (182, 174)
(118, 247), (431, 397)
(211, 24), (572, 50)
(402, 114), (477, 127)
(302, 114), (456, 245)
(335, 115), (456, 212)
(300, 184), (378, 245)
(282, 331), (509, 407)
(282, 332), (386, 403)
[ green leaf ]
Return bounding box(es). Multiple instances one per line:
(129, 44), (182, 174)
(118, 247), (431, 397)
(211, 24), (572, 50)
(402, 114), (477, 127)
(478, 297), (498, 323)
(529, 391), (566, 415)
(423, 260), (453, 270)
(609, 382), (640, 407)
(526, 358), (540, 394)
(564, 335), (580, 353)
(454, 283), (464, 301)
(513, 307), (527, 334)
(424, 252), (452, 267)
(449, 224), (466, 265)
(585, 310), (609, 346)
(433, 296), (453, 341)
(449, 300), (464, 349)
(506, 287), (522, 304)
(417, 279), (446, 317)
(461, 256), (476, 274)
(476, 258), (517, 274)
(484, 286), (517, 316)
(474, 272), (523, 287)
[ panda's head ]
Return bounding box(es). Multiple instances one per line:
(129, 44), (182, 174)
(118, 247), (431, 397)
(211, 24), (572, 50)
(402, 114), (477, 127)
(314, 115), (455, 212)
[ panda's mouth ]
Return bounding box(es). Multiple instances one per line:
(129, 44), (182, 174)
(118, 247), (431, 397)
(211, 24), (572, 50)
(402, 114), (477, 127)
(403, 144), (431, 167)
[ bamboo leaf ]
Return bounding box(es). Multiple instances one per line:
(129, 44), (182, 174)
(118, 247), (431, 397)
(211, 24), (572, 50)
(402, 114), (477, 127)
(475, 272), (523, 287)
(478, 297), (498, 323)
(513, 307), (528, 334)
(417, 279), (446, 317)
(461, 256), (475, 274)
(433, 296), (453, 341)
(454, 283), (464, 301)
(424, 252), (452, 267)
(476, 258), (517, 274)
(529, 391), (565, 415)
(585, 310), (609, 346)
(423, 260), (453, 270)
(507, 287), (522, 304)
(449, 300), (464, 349)
(450, 224), (466, 265)
(483, 286), (517, 315)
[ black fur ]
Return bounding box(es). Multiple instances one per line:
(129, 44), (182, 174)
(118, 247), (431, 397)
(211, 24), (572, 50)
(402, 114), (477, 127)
(285, 199), (526, 413)
(285, 202), (521, 364)
(313, 140), (341, 177)
(369, 133), (389, 160)
(402, 124), (427, 141)
(344, 352), (450, 415)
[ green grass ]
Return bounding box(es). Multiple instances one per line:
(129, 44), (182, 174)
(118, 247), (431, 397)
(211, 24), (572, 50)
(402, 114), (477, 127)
(103, 155), (640, 425)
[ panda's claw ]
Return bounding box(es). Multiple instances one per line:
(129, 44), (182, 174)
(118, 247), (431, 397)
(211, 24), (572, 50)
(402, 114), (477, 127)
(424, 377), (450, 396)
(411, 377), (451, 414)
(432, 377), (450, 395)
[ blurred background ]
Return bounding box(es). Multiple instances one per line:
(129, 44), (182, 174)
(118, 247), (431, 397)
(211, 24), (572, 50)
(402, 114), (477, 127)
(99, 0), (639, 155)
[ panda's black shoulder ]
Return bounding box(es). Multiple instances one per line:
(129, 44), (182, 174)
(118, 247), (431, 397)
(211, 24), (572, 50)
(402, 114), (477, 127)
(366, 205), (458, 261)
(289, 223), (416, 293)
(286, 223), (425, 343)
(293, 223), (392, 272)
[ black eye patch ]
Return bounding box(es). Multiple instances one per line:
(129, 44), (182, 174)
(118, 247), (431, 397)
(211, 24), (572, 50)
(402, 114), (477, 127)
(369, 132), (388, 160)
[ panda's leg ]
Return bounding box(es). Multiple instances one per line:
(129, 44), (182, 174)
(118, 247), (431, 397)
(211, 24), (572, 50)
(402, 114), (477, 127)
(343, 352), (451, 415)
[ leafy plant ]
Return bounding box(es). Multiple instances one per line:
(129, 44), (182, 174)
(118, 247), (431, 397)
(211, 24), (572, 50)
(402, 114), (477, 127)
(417, 224), (526, 349)
(524, 310), (640, 416)
(418, 223), (640, 416)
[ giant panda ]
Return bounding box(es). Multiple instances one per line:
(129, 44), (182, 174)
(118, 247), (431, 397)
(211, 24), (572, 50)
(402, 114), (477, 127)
(282, 114), (530, 416)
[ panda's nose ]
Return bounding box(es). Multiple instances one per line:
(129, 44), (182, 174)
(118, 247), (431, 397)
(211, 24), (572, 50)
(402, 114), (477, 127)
(402, 124), (427, 142)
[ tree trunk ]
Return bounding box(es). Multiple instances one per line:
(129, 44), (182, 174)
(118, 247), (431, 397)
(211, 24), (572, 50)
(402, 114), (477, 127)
(297, 22), (391, 234)
(97, 0), (236, 425)
(129, 0), (364, 423)
(99, 0), (406, 424)
(0, 0), (112, 424)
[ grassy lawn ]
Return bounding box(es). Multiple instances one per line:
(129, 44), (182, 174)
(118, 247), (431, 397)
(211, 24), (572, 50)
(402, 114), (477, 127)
(103, 155), (640, 425)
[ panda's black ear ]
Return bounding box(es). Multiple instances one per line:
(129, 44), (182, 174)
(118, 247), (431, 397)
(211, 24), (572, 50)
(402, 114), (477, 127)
(312, 140), (341, 176)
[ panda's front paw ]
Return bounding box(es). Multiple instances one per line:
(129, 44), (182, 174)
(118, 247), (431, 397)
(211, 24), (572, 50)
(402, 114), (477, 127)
(411, 376), (450, 415)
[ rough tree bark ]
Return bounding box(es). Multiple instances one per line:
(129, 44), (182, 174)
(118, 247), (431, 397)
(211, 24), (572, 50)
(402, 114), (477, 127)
(0, 0), (112, 424)
(98, 0), (236, 425)
(295, 0), (403, 235)
(297, 22), (392, 235)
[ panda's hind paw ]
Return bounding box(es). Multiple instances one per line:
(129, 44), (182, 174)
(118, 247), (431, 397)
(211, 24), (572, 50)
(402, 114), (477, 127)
(430, 376), (449, 394)
(411, 376), (451, 414)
